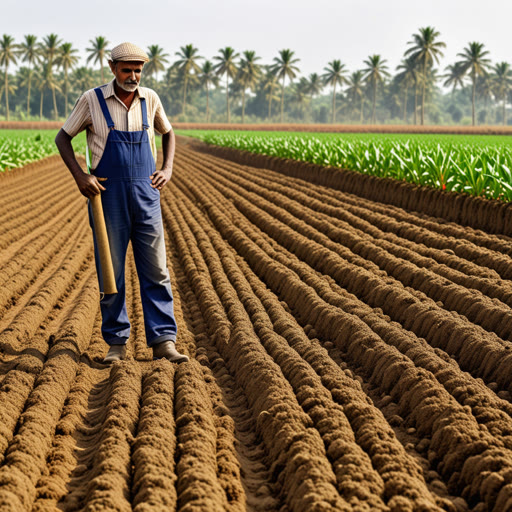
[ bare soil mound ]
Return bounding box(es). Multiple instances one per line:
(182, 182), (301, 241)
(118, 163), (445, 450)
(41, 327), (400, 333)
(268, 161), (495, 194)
(1, 143), (512, 511)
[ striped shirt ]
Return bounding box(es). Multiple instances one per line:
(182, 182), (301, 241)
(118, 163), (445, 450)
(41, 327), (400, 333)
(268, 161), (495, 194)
(62, 79), (172, 169)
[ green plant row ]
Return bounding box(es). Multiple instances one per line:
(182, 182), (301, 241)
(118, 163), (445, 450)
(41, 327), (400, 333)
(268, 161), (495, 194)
(0, 130), (86, 171)
(184, 130), (512, 202)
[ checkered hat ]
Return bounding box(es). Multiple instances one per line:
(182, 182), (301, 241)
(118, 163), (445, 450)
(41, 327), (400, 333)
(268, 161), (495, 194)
(110, 42), (149, 63)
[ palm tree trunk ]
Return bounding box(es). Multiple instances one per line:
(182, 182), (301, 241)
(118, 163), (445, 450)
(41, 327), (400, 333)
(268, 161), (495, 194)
(372, 79), (377, 124)
(421, 60), (426, 125)
(414, 81), (418, 125)
(205, 84), (210, 123)
(403, 84), (409, 123)
(360, 95), (364, 124)
(504, 98), (507, 126)
(226, 75), (230, 123)
(331, 82), (336, 124)
(52, 87), (58, 120)
(27, 67), (32, 117)
(472, 71), (476, 126)
(280, 75), (285, 123)
(4, 65), (9, 122)
(182, 77), (188, 116)
(40, 89), (43, 120)
(242, 89), (246, 124)
(100, 56), (104, 83)
(268, 93), (272, 120)
(65, 67), (69, 116)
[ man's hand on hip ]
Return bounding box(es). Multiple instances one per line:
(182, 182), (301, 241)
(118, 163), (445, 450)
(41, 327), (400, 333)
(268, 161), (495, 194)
(150, 168), (172, 190)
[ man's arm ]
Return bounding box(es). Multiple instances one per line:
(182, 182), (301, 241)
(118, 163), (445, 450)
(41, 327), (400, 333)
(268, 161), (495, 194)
(55, 129), (106, 199)
(150, 128), (175, 190)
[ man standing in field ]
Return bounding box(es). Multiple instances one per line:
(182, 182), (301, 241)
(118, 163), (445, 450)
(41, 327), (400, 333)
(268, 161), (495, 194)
(55, 42), (189, 365)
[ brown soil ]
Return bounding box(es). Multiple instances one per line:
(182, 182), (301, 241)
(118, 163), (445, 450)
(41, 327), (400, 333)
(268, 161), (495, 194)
(2, 121), (512, 136)
(1, 140), (512, 511)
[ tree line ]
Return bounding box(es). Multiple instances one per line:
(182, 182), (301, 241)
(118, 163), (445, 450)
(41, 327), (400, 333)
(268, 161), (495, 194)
(0, 29), (511, 126)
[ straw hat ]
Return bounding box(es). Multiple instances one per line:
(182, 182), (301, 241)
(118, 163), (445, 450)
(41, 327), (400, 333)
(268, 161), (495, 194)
(110, 42), (149, 63)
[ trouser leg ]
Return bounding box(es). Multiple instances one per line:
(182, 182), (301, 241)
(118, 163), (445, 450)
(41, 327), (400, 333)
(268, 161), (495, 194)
(89, 188), (131, 345)
(131, 188), (178, 347)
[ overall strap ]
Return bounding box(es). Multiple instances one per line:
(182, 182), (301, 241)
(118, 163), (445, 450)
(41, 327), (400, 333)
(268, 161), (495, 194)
(94, 87), (115, 130)
(140, 98), (149, 130)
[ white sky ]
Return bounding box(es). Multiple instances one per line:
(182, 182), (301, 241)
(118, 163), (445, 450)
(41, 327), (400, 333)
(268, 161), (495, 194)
(5, 0), (512, 77)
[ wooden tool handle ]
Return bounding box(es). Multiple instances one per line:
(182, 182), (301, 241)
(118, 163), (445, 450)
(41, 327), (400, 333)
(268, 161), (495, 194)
(90, 193), (117, 294)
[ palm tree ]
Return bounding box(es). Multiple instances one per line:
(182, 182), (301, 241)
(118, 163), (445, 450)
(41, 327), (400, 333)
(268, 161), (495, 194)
(363, 54), (389, 123)
(19, 35), (40, 117)
(322, 60), (348, 124)
(456, 42), (491, 126)
(405, 27), (446, 124)
(40, 34), (62, 119)
(71, 66), (96, 94)
(146, 44), (170, 81)
(305, 73), (323, 121)
(86, 36), (109, 83)
(443, 62), (466, 94)
(213, 47), (239, 123)
(237, 51), (262, 123)
(493, 62), (512, 125)
(174, 44), (203, 117)
(292, 77), (310, 121)
(346, 71), (366, 123)
(396, 57), (418, 123)
(38, 64), (61, 120)
(261, 68), (280, 120)
(476, 73), (495, 124)
(0, 35), (19, 121)
(199, 60), (219, 123)
(56, 42), (79, 116)
(270, 49), (300, 123)
(0, 70), (17, 118)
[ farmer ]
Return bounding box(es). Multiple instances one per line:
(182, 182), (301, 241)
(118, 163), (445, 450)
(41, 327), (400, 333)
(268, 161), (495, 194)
(55, 42), (189, 365)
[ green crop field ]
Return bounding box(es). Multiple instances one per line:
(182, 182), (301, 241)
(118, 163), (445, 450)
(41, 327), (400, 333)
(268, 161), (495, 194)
(0, 130), (166, 172)
(0, 130), (87, 171)
(177, 129), (512, 202)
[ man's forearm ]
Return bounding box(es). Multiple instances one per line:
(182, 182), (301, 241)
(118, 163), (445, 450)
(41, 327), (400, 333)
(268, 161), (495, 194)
(161, 129), (175, 172)
(55, 128), (86, 179)
(55, 128), (105, 198)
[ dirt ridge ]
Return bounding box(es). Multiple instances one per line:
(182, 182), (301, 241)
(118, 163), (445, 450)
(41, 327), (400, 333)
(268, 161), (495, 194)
(1, 143), (512, 510)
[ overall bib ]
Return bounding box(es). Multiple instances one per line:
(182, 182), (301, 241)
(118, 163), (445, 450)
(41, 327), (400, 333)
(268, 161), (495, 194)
(88, 86), (178, 347)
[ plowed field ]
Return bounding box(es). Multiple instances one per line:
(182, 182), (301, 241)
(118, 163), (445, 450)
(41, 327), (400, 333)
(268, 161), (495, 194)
(1, 140), (512, 512)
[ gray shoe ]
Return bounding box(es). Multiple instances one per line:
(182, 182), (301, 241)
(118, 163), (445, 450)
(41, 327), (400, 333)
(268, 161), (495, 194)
(103, 345), (127, 364)
(153, 341), (189, 364)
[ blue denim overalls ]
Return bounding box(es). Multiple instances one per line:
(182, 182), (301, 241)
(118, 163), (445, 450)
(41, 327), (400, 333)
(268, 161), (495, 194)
(88, 86), (178, 347)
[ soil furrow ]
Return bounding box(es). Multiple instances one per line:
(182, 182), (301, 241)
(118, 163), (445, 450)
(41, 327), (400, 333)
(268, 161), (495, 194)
(0, 272), (98, 511)
(171, 155), (512, 510)
(189, 163), (512, 391)
(0, 236), (94, 356)
(165, 210), (275, 511)
(131, 362), (178, 511)
(176, 180), (412, 510)
(2, 141), (512, 511)
(0, 217), (89, 322)
(168, 187), (352, 510)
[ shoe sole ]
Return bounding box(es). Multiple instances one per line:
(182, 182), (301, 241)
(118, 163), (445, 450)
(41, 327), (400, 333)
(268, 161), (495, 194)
(102, 357), (125, 364)
(153, 355), (189, 364)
